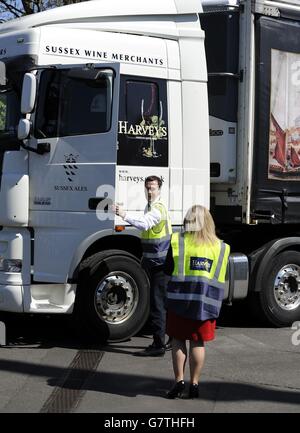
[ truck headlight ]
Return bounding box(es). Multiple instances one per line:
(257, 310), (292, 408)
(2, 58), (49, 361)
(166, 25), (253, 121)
(0, 259), (22, 273)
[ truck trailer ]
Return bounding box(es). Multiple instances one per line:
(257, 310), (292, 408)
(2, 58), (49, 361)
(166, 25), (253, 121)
(0, 0), (299, 342)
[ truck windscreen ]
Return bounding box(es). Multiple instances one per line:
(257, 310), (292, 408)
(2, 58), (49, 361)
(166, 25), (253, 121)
(0, 89), (21, 148)
(35, 69), (113, 138)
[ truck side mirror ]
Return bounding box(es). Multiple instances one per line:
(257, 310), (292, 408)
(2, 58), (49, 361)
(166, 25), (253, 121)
(17, 118), (31, 140)
(21, 73), (36, 114)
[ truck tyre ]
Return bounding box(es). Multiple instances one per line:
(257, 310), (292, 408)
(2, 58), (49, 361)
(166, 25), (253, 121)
(75, 250), (150, 343)
(259, 250), (300, 326)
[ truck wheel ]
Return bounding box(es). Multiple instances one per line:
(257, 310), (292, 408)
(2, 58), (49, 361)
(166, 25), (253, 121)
(75, 250), (150, 342)
(259, 251), (300, 326)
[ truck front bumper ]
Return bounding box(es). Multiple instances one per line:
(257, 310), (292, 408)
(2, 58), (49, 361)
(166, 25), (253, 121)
(0, 284), (25, 312)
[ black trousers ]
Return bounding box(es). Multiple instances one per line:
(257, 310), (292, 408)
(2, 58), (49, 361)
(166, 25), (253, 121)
(147, 268), (169, 348)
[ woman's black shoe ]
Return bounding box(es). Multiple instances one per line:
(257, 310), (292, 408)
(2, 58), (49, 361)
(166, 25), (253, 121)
(189, 383), (199, 399)
(166, 380), (185, 399)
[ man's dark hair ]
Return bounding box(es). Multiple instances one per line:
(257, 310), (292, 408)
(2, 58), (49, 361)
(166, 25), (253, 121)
(145, 175), (162, 188)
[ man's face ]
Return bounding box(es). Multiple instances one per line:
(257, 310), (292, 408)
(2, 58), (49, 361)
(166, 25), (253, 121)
(145, 180), (160, 203)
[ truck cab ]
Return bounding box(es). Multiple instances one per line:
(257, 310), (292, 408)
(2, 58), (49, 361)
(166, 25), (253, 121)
(0, 0), (211, 341)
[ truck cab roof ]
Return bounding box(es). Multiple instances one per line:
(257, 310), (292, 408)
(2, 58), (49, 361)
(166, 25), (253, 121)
(0, 0), (203, 37)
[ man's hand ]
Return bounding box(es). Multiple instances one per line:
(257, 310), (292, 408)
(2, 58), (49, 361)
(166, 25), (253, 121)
(111, 203), (126, 219)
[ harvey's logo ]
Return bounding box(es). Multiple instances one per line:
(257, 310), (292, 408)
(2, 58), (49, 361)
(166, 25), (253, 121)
(63, 153), (79, 182)
(118, 100), (168, 159)
(190, 257), (213, 272)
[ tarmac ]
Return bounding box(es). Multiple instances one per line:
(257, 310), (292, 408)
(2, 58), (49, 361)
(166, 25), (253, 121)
(0, 311), (299, 415)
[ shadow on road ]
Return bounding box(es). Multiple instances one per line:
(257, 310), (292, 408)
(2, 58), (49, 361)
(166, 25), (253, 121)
(0, 299), (271, 350)
(0, 312), (85, 349)
(217, 300), (267, 328)
(0, 356), (299, 406)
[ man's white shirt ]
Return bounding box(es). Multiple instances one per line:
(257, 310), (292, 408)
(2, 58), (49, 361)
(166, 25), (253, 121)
(123, 197), (162, 231)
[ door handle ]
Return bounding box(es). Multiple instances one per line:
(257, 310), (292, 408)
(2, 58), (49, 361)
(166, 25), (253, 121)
(37, 142), (51, 154)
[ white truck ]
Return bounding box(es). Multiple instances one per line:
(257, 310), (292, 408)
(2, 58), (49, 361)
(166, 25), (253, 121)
(0, 0), (299, 342)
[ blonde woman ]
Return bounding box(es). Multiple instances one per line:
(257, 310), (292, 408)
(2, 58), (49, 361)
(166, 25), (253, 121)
(164, 205), (230, 399)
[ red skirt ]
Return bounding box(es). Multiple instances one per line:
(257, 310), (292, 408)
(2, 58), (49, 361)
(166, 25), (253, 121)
(166, 310), (216, 342)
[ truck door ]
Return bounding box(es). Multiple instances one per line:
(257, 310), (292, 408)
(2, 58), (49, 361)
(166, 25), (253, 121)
(115, 75), (170, 219)
(29, 64), (119, 225)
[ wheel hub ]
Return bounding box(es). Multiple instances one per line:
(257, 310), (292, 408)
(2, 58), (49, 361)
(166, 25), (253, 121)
(274, 264), (300, 311)
(94, 272), (138, 324)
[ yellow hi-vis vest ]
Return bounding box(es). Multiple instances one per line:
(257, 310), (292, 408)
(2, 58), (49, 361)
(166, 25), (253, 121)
(167, 232), (230, 320)
(141, 200), (172, 268)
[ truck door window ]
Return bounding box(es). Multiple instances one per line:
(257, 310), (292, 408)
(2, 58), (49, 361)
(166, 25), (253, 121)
(117, 76), (168, 166)
(35, 69), (113, 138)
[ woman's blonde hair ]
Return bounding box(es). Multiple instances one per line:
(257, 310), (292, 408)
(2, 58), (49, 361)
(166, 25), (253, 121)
(183, 205), (219, 245)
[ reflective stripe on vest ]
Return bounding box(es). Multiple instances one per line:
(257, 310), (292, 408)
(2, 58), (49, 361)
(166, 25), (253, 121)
(167, 232), (230, 320)
(141, 200), (172, 266)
